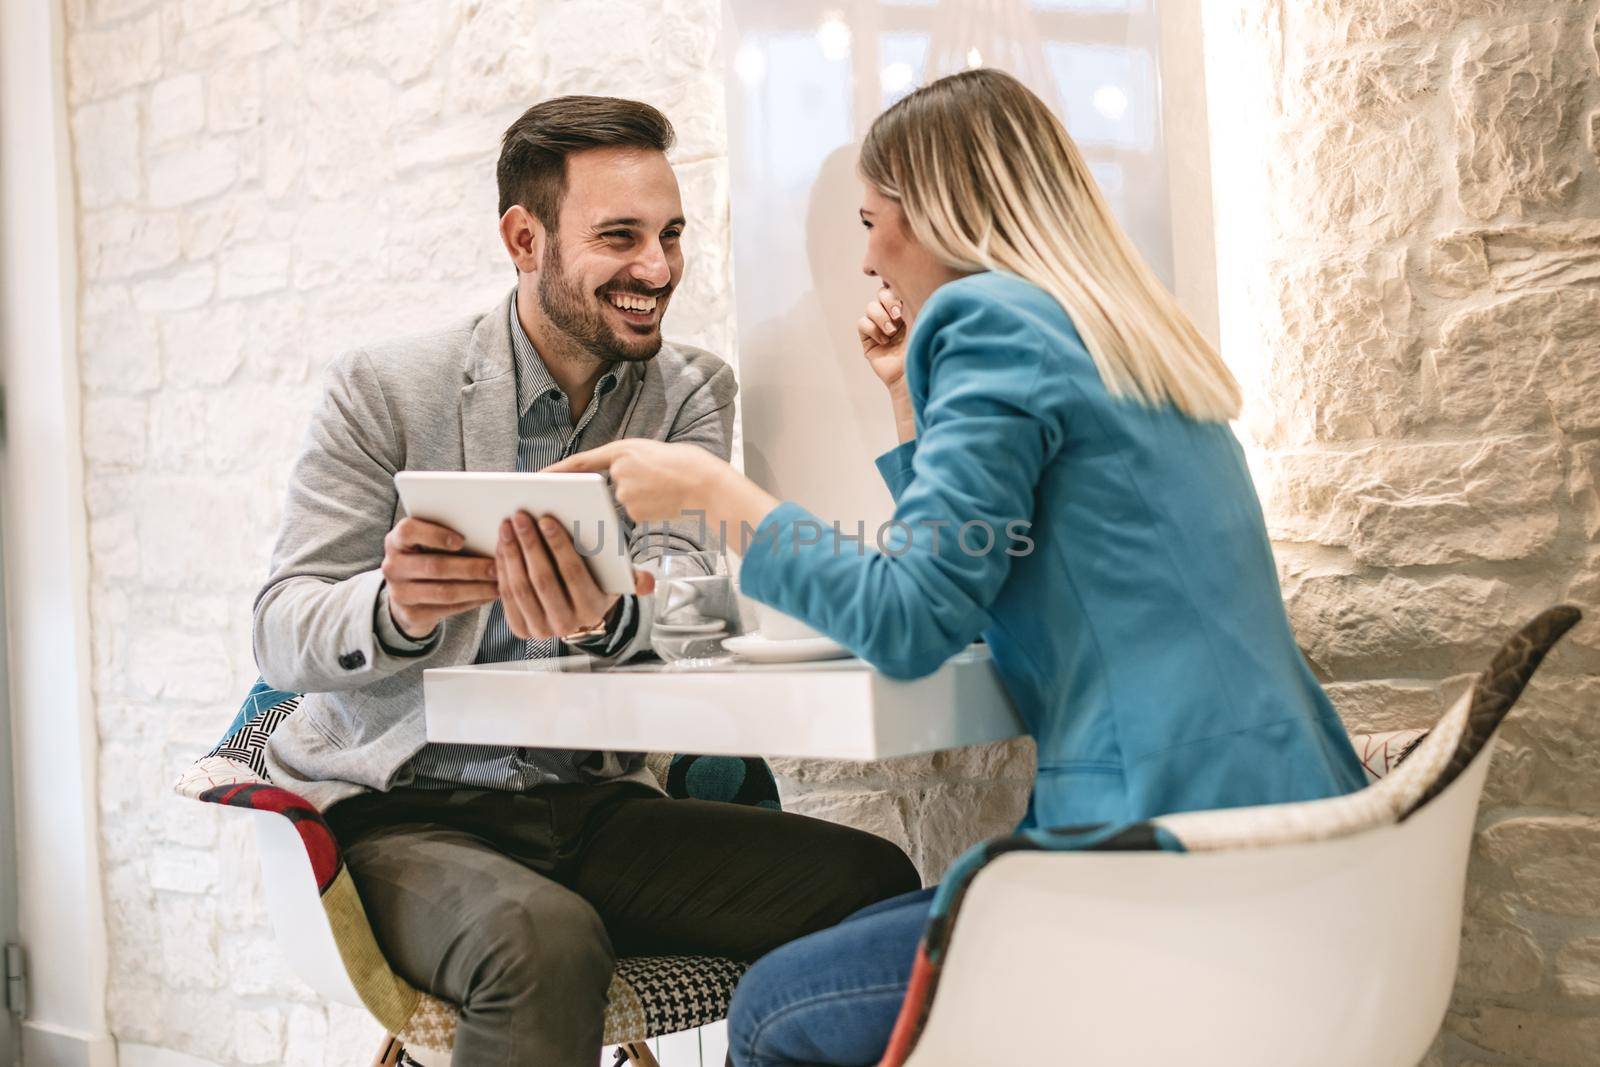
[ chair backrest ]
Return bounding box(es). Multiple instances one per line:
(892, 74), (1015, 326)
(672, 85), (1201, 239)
(175, 676), (783, 1056)
(905, 744), (1493, 1067)
(895, 605), (1581, 1067)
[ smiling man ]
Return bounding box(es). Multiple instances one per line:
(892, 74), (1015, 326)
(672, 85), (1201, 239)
(252, 96), (919, 1065)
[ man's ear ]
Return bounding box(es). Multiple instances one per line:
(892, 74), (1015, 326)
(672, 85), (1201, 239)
(499, 205), (544, 274)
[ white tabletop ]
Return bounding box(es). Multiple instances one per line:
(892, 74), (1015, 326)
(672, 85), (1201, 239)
(422, 645), (1025, 761)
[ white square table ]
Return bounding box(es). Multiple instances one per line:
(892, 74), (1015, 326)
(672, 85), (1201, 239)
(423, 645), (1025, 760)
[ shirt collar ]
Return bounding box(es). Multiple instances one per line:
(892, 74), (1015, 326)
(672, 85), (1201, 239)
(508, 299), (620, 417)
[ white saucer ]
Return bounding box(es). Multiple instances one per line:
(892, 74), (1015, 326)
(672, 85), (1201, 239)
(723, 632), (853, 664)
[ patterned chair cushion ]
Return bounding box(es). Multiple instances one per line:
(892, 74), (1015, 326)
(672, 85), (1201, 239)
(667, 753), (781, 809)
(1353, 728), (1428, 783)
(175, 679), (777, 1052)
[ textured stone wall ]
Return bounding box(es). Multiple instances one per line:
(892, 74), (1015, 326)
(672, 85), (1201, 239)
(63, 0), (732, 1062)
(1208, 2), (1600, 1064)
(770, 738), (1036, 890)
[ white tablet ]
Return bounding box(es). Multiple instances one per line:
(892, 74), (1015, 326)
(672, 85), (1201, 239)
(393, 471), (636, 595)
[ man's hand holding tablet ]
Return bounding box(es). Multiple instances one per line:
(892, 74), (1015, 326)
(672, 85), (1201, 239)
(380, 517), (500, 641)
(391, 471), (657, 644)
(494, 511), (655, 641)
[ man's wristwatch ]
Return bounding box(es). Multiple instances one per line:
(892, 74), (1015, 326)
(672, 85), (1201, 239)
(564, 597), (628, 646)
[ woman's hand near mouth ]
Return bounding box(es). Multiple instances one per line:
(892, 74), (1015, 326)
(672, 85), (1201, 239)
(548, 439), (780, 534)
(858, 286), (916, 442)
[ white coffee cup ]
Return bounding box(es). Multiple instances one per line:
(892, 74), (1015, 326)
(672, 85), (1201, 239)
(752, 600), (823, 643)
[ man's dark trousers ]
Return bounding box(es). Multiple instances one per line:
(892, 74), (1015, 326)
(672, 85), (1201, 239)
(327, 780), (921, 1065)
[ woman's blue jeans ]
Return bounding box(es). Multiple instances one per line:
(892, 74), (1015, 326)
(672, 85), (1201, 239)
(727, 887), (936, 1066)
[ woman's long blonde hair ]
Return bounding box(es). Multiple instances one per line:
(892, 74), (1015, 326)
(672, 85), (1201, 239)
(859, 68), (1240, 422)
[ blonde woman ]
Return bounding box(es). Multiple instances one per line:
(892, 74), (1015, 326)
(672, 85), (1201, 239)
(554, 69), (1365, 1064)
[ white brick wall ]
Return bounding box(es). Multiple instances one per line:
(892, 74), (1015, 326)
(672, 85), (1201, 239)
(64, 0), (733, 1062)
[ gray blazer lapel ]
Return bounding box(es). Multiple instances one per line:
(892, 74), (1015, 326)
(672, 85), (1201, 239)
(455, 289), (521, 654)
(461, 288), (519, 474)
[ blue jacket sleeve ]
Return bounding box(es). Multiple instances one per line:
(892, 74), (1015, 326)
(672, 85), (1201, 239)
(875, 439), (919, 502)
(740, 285), (1067, 679)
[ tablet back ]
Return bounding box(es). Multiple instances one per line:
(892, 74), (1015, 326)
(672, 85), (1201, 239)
(393, 471), (636, 595)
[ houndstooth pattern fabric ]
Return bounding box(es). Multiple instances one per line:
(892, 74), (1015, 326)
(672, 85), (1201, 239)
(394, 959), (747, 1052)
(605, 977), (647, 1046)
(396, 993), (458, 1054)
(616, 955), (750, 1039)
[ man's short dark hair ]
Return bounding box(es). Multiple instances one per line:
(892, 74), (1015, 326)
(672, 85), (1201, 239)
(496, 95), (676, 228)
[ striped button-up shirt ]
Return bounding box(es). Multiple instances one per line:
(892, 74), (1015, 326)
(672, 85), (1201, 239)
(400, 301), (634, 790)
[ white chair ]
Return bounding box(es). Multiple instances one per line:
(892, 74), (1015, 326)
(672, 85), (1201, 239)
(253, 809), (368, 1016)
(178, 693), (777, 1067)
(887, 606), (1579, 1067)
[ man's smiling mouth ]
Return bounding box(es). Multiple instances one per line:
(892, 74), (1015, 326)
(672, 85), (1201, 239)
(607, 292), (658, 313)
(603, 289), (665, 329)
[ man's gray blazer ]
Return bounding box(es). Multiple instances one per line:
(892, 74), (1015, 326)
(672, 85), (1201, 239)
(255, 289), (736, 811)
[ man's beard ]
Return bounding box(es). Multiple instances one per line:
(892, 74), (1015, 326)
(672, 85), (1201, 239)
(537, 239), (666, 364)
